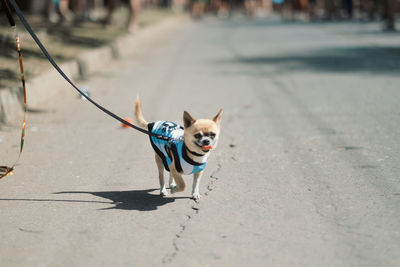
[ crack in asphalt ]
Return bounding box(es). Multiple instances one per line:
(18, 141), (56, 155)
(161, 214), (192, 265)
(205, 163), (222, 196)
(159, 159), (223, 266)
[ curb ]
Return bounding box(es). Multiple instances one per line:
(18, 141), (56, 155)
(0, 15), (185, 124)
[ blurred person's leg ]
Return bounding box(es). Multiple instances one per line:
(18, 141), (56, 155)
(262, 0), (273, 13)
(104, 0), (118, 25)
(325, 0), (334, 19)
(104, 0), (141, 31)
(299, 0), (309, 20)
(273, 0), (285, 18)
(369, 0), (378, 20)
(58, 0), (71, 23)
(172, 0), (186, 12)
(245, 0), (257, 17)
(308, 0), (316, 20)
(191, 0), (206, 18)
(382, 0), (395, 30)
(86, 0), (98, 21)
(324, 0), (340, 19)
(341, 0), (353, 18)
(360, 0), (375, 20)
(217, 0), (229, 17)
(281, 0), (294, 21)
(71, 0), (86, 21)
(46, 0), (57, 22)
(128, 0), (141, 32)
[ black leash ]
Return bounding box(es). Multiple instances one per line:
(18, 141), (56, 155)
(4, 0), (171, 142)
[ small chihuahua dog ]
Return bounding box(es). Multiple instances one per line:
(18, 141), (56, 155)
(134, 99), (222, 201)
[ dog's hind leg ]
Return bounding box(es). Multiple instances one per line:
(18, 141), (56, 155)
(155, 154), (168, 196)
(169, 172), (176, 190)
(169, 168), (185, 194)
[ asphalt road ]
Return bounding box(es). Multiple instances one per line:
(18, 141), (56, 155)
(1, 16), (400, 266)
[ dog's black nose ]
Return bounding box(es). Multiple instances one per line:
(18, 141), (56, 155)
(202, 139), (210, 145)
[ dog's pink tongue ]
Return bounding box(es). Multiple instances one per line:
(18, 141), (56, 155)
(202, 145), (213, 151)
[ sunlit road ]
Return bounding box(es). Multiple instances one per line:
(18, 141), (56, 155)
(1, 16), (400, 266)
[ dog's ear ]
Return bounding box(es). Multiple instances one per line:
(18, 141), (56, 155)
(183, 111), (196, 128)
(212, 109), (223, 125)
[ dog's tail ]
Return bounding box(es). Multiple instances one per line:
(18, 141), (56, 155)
(134, 97), (148, 129)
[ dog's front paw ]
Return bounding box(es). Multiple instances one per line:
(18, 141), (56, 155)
(160, 189), (169, 197)
(192, 193), (202, 202)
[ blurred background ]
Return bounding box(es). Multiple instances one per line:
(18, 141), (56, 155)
(0, 0), (399, 90)
(3, 0), (399, 28)
(4, 0), (400, 25)
(1, 1), (400, 266)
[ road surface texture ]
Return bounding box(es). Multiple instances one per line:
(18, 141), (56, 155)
(1, 16), (400, 266)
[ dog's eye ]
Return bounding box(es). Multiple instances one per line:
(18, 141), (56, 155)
(194, 133), (202, 139)
(209, 132), (216, 139)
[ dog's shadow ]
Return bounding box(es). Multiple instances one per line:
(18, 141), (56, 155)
(55, 189), (189, 211)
